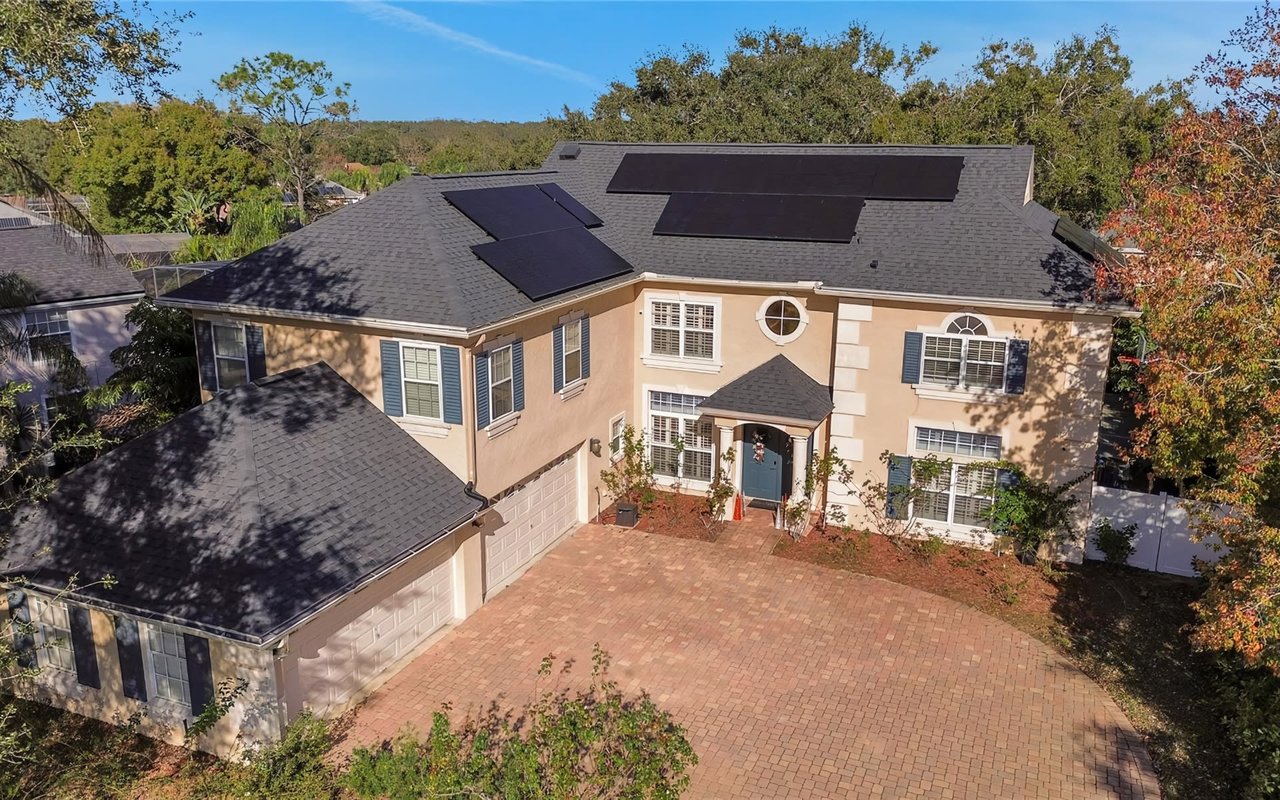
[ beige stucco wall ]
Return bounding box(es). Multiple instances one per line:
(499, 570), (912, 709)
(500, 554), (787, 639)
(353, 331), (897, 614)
(0, 591), (280, 759)
(471, 287), (637, 511)
(193, 312), (472, 481)
(4, 299), (136, 411)
(823, 298), (1110, 558)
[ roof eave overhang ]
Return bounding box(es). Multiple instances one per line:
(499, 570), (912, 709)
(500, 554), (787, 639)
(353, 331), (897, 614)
(156, 296), (473, 340)
(699, 406), (831, 430)
(812, 284), (1138, 318)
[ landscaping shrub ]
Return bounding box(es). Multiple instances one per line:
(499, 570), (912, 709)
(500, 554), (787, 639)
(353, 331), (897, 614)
(232, 712), (342, 799)
(1091, 517), (1139, 568)
(1218, 662), (1280, 799)
(346, 645), (696, 800)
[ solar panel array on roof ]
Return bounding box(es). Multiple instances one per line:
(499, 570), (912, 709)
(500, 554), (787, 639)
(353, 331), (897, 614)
(654, 194), (865, 243)
(537, 183), (603, 228)
(472, 228), (631, 301)
(443, 185), (581, 240)
(445, 182), (631, 300)
(0, 217), (33, 230)
(606, 153), (964, 201)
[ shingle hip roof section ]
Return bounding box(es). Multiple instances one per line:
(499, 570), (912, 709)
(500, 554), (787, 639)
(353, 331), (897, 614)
(0, 363), (480, 644)
(700, 354), (834, 425)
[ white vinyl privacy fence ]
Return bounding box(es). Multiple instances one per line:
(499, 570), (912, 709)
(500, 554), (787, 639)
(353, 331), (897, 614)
(1087, 485), (1226, 577)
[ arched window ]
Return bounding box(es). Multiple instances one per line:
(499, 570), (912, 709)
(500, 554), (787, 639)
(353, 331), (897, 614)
(922, 314), (1006, 390)
(946, 315), (988, 336)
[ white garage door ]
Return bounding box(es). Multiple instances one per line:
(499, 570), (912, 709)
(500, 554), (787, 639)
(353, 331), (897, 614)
(487, 452), (581, 594)
(301, 543), (454, 715)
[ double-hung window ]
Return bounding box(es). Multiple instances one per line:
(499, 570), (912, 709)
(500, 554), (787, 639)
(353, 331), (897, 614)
(648, 391), (713, 482)
(145, 623), (191, 708)
(921, 315), (1006, 391)
(562, 319), (583, 385)
(29, 596), (74, 673)
(609, 414), (626, 460)
(26, 309), (72, 364)
(912, 426), (1001, 527)
(401, 345), (442, 419)
(211, 323), (248, 391)
(489, 345), (515, 420)
(650, 299), (715, 361)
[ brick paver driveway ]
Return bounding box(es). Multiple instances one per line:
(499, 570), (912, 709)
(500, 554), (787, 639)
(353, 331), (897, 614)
(341, 523), (1158, 799)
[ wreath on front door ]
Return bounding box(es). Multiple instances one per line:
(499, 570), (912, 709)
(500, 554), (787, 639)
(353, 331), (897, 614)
(752, 429), (766, 463)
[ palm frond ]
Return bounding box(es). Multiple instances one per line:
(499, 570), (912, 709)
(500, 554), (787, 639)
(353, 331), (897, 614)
(0, 154), (113, 270)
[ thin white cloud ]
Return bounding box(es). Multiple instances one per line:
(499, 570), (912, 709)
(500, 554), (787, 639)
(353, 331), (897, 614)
(346, 0), (599, 88)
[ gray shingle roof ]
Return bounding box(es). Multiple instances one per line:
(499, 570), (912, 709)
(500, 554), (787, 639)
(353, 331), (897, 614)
(700, 355), (833, 425)
(0, 225), (144, 305)
(165, 142), (1099, 330)
(1, 363), (481, 644)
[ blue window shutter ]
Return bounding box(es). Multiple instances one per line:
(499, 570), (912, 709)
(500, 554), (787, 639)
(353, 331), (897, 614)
(886, 455), (913, 519)
(7, 589), (34, 669)
(901, 331), (923, 384)
(245, 324), (267, 381)
(552, 326), (565, 392)
(379, 340), (403, 417)
(441, 346), (463, 425)
(68, 605), (100, 689)
(512, 340), (525, 412)
(475, 352), (490, 429)
(195, 320), (217, 394)
(581, 316), (591, 379)
(1004, 339), (1030, 395)
(185, 635), (214, 714)
(113, 617), (147, 701)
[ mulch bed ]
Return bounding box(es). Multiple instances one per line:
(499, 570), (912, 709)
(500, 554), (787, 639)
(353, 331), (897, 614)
(598, 491), (724, 542)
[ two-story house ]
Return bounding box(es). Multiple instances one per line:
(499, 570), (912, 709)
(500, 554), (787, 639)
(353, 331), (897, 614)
(2, 143), (1127, 755)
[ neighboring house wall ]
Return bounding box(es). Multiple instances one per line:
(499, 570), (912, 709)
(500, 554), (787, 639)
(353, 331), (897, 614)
(4, 299), (135, 412)
(0, 592), (280, 758)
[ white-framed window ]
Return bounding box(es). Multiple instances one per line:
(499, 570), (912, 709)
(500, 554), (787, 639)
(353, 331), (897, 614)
(29, 596), (74, 673)
(144, 623), (191, 708)
(912, 425), (1002, 527)
(608, 414), (626, 461)
(648, 391), (713, 482)
(756, 296), (809, 344)
(26, 309), (72, 364)
(211, 323), (248, 391)
(920, 315), (1007, 391)
(562, 319), (584, 385)
(401, 344), (442, 420)
(649, 298), (716, 361)
(489, 344), (515, 421)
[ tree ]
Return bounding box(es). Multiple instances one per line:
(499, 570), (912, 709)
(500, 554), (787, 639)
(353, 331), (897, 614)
(66, 99), (269, 233)
(556, 24), (1177, 225)
(216, 53), (352, 223)
(88, 299), (199, 432)
(1100, 4), (1280, 675)
(172, 197), (291, 263)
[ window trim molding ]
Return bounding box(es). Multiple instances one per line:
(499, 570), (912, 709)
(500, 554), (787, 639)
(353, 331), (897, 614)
(28, 594), (75, 675)
(140, 621), (192, 715)
(561, 317), (585, 389)
(210, 321), (249, 394)
(23, 308), (75, 366)
(642, 291), (723, 373)
(487, 342), (517, 425)
(755, 295), (809, 345)
(608, 413), (626, 463)
(912, 312), (1014, 401)
(398, 340), (445, 423)
(643, 383), (714, 488)
(905, 419), (1006, 532)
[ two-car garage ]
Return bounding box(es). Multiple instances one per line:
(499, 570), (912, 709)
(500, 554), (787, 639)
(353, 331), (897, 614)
(486, 451), (583, 597)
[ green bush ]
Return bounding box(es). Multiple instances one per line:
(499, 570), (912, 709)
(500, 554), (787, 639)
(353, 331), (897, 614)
(1091, 517), (1139, 568)
(232, 712), (342, 799)
(1219, 662), (1280, 799)
(346, 646), (696, 800)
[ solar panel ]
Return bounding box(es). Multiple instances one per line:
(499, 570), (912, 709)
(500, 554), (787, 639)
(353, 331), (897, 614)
(472, 227), (632, 300)
(0, 217), (33, 230)
(536, 183), (603, 228)
(443, 185), (582, 240)
(654, 193), (865, 243)
(607, 153), (963, 201)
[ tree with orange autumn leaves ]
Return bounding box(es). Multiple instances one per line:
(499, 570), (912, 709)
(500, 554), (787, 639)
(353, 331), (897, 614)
(1101, 4), (1280, 675)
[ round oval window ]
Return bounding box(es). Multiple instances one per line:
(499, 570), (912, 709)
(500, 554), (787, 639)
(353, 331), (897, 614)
(765, 300), (802, 336)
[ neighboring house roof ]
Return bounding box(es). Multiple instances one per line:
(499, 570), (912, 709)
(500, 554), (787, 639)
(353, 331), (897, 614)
(282, 179), (365, 204)
(1, 363), (483, 644)
(0, 225), (144, 305)
(0, 200), (49, 228)
(700, 355), (834, 426)
(165, 142), (1106, 331)
(105, 232), (191, 267)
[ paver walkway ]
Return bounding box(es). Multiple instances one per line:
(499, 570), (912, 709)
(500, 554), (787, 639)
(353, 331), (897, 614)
(340, 520), (1159, 799)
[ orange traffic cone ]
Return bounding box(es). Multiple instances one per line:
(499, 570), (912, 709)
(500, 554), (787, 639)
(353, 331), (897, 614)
(732, 492), (744, 521)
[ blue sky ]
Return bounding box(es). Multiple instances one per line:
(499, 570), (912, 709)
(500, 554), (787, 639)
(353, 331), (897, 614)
(143, 1), (1246, 121)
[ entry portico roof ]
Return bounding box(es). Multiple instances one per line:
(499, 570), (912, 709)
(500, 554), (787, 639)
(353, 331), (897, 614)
(699, 355), (833, 427)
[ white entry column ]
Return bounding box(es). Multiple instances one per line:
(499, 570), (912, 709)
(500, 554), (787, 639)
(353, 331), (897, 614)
(790, 434), (809, 501)
(716, 425), (734, 520)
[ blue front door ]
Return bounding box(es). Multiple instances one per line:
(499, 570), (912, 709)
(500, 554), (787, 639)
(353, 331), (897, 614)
(742, 425), (783, 501)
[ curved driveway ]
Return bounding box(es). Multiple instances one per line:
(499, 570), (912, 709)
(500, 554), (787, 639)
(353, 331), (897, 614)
(342, 524), (1158, 799)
